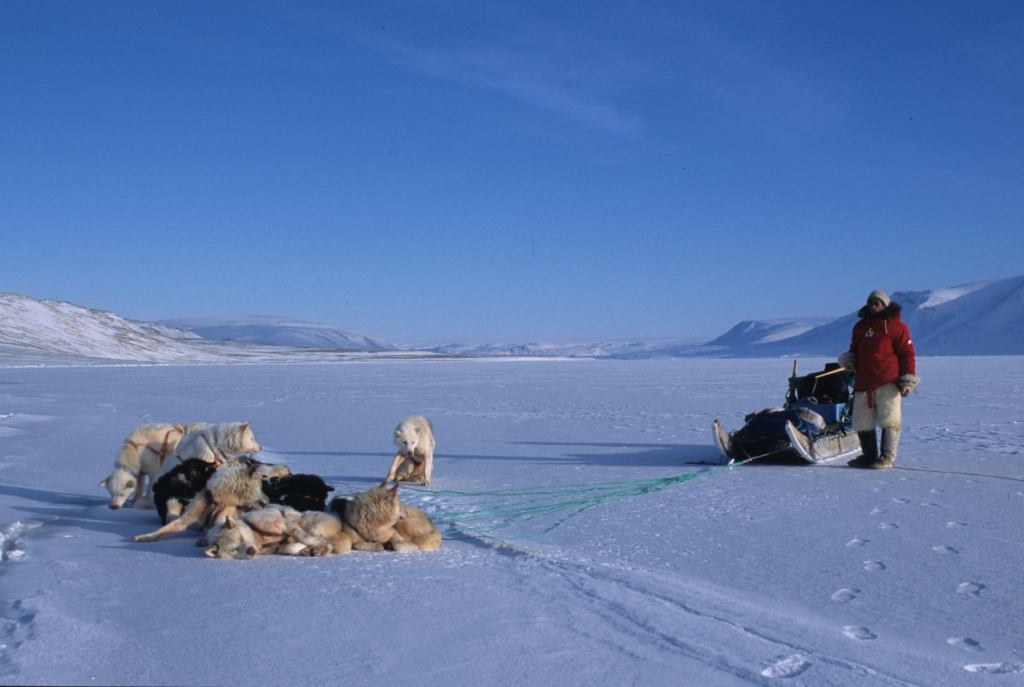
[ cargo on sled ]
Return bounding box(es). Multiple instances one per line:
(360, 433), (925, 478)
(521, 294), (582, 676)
(712, 361), (861, 464)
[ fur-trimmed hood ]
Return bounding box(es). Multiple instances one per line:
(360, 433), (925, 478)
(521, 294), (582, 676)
(858, 301), (903, 320)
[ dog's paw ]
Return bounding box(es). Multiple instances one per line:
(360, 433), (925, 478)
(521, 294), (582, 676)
(389, 541), (419, 553)
(354, 541), (385, 552)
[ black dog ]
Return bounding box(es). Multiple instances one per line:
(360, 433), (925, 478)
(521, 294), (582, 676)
(327, 495), (351, 520)
(152, 458), (217, 524)
(262, 474), (335, 512)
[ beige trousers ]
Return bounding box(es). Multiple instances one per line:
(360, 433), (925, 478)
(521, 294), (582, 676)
(852, 383), (902, 431)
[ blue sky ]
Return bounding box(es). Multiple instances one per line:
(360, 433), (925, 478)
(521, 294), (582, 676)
(2, 1), (1022, 343)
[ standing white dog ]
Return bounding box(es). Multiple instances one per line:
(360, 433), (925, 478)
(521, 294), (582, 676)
(386, 416), (436, 486)
(99, 422), (207, 510)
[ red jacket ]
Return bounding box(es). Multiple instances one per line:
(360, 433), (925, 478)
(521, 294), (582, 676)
(849, 304), (916, 392)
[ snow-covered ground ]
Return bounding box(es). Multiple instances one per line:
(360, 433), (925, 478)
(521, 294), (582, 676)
(1, 357), (1022, 685)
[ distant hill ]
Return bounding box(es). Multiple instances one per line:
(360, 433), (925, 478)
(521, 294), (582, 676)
(426, 337), (707, 359)
(717, 275), (1024, 357)
(1, 275), (1021, 365)
(160, 316), (391, 351)
(705, 318), (835, 349)
(0, 292), (228, 363)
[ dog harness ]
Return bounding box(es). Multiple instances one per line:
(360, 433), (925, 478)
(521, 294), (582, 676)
(136, 425), (187, 466)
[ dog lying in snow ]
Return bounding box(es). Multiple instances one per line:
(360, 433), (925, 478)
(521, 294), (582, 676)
(204, 506), (353, 560)
(330, 482), (442, 552)
(151, 458), (219, 524)
(99, 422), (207, 510)
(152, 422), (263, 518)
(158, 421), (262, 473)
(386, 416), (436, 486)
(133, 459), (290, 543)
(153, 464), (332, 524)
(261, 473), (335, 512)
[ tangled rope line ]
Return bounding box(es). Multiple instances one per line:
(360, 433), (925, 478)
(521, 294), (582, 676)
(395, 458), (755, 540)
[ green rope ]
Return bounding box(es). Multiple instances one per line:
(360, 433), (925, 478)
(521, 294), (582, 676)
(391, 458), (753, 540)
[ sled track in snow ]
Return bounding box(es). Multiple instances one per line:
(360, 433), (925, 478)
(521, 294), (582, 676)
(451, 525), (922, 686)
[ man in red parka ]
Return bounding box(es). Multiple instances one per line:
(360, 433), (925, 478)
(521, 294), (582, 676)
(841, 290), (920, 469)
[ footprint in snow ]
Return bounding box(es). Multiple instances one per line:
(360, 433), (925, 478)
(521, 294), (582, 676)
(863, 560), (886, 572)
(845, 538), (869, 548)
(891, 497), (910, 504)
(830, 588), (859, 602)
(963, 663), (1023, 674)
(957, 582), (985, 598)
(932, 545), (959, 555)
(946, 521), (967, 528)
(879, 522), (899, 530)
(842, 626), (877, 641)
(870, 507), (885, 515)
(760, 654), (811, 679)
(947, 637), (983, 652)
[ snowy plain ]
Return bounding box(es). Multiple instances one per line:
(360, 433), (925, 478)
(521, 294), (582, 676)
(0, 356), (1022, 686)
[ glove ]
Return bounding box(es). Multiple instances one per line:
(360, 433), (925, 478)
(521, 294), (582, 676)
(898, 374), (920, 397)
(837, 351), (856, 370)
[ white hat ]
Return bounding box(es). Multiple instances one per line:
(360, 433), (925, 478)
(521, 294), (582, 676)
(867, 290), (891, 307)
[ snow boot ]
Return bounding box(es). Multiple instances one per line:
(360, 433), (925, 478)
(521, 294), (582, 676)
(848, 430), (878, 468)
(870, 429), (901, 470)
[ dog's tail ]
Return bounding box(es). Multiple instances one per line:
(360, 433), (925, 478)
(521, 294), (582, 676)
(134, 491), (211, 542)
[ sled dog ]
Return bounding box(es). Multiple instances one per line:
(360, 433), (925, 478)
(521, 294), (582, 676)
(164, 421), (262, 469)
(151, 458), (218, 524)
(204, 506), (353, 560)
(152, 421), (263, 514)
(332, 482), (441, 552)
(391, 504), (442, 552)
(134, 460), (289, 543)
(262, 473), (335, 512)
(386, 416), (436, 485)
(99, 422), (207, 509)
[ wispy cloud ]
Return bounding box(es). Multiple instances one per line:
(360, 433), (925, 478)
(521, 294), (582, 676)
(357, 34), (646, 138)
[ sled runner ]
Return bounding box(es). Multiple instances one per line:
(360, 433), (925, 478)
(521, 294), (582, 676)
(713, 361), (861, 465)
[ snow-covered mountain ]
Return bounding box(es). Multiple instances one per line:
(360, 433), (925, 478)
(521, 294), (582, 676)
(704, 318), (835, 349)
(726, 275), (1024, 357)
(1, 275), (1021, 365)
(0, 293), (231, 364)
(428, 276), (1024, 358)
(425, 337), (707, 359)
(160, 316), (391, 351)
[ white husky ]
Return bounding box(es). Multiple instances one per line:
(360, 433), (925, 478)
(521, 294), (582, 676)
(152, 421), (264, 520)
(99, 422), (207, 509)
(167, 421), (262, 467)
(386, 416), (436, 486)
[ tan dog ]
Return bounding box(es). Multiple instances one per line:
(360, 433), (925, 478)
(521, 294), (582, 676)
(392, 505), (442, 552)
(204, 506), (353, 559)
(153, 421), (264, 519)
(99, 422), (207, 509)
(386, 416), (436, 485)
(334, 483), (442, 553)
(133, 460), (289, 543)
